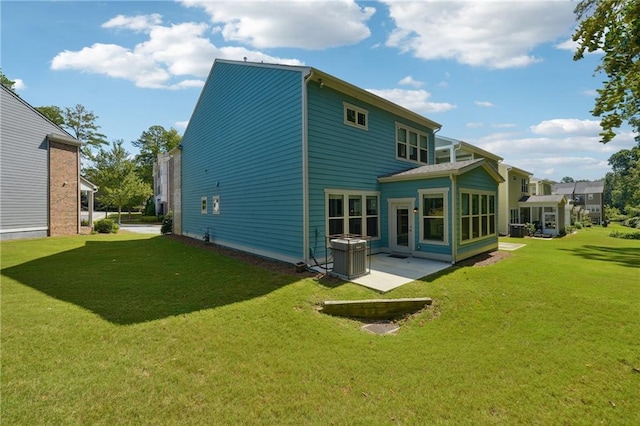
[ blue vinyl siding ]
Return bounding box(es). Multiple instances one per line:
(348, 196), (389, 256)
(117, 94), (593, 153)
(456, 166), (500, 260)
(380, 178), (453, 258)
(181, 62), (305, 262)
(306, 83), (436, 252)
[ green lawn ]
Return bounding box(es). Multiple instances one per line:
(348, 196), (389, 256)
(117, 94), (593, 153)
(2, 225), (639, 424)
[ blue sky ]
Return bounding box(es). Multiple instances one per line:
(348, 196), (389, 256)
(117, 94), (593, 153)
(2, 0), (637, 181)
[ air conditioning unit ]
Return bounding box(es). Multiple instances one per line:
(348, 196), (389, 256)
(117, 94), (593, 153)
(330, 238), (368, 279)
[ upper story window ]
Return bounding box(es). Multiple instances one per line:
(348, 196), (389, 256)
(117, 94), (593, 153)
(521, 178), (529, 193)
(588, 193), (594, 200)
(396, 124), (428, 165)
(343, 103), (367, 130)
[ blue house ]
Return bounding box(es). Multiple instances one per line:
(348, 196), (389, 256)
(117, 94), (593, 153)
(180, 60), (504, 267)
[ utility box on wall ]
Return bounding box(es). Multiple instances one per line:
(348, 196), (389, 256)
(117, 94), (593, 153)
(331, 238), (368, 279)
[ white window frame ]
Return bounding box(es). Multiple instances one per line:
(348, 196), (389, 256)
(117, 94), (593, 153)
(325, 189), (380, 239)
(510, 208), (520, 224)
(418, 188), (449, 246)
(521, 178), (529, 193)
(212, 195), (220, 215)
(460, 189), (497, 244)
(201, 196), (207, 214)
(343, 102), (368, 130)
(396, 122), (429, 165)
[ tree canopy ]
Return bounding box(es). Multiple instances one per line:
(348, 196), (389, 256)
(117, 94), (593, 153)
(573, 0), (640, 143)
(35, 105), (65, 126)
(561, 176), (575, 183)
(603, 143), (640, 214)
(0, 69), (16, 92)
(132, 125), (182, 186)
(85, 140), (152, 223)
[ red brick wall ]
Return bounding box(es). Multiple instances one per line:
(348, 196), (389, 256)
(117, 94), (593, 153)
(49, 141), (79, 236)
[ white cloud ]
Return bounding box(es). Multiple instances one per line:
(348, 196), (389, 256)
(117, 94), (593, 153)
(175, 120), (189, 129)
(102, 13), (163, 32)
(399, 75), (424, 88)
(51, 14), (304, 89)
(475, 101), (494, 107)
(383, 1), (575, 69)
(530, 118), (602, 136)
(181, 0), (375, 49)
(13, 79), (26, 90)
(366, 88), (456, 114)
(466, 122), (483, 129)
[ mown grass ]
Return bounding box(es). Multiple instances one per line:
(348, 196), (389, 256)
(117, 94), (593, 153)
(1, 225), (639, 424)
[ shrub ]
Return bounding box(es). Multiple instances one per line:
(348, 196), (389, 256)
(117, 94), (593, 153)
(565, 225), (576, 234)
(93, 219), (119, 234)
(609, 230), (640, 240)
(574, 222), (583, 229)
(81, 219), (90, 227)
(161, 213), (173, 234)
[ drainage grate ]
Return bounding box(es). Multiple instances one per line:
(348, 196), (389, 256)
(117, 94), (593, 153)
(362, 322), (400, 335)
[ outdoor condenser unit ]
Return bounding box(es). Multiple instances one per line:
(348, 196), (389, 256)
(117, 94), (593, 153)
(330, 238), (367, 279)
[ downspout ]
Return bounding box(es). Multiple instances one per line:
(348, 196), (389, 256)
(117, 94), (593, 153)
(450, 172), (457, 264)
(302, 71), (313, 264)
(505, 166), (512, 235)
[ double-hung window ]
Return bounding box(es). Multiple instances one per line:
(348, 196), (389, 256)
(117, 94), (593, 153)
(419, 189), (448, 244)
(344, 103), (367, 130)
(326, 190), (379, 238)
(521, 178), (529, 193)
(461, 190), (496, 242)
(396, 124), (428, 165)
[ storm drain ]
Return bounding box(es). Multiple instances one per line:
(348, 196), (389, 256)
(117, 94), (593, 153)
(361, 322), (400, 335)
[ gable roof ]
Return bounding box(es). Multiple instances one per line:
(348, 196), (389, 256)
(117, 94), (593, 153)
(551, 182), (575, 195)
(378, 158), (504, 183)
(0, 85), (78, 142)
(519, 195), (566, 205)
(212, 59), (442, 132)
(575, 180), (604, 194)
(500, 163), (532, 177)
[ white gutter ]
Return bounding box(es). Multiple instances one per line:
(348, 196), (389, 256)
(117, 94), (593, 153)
(450, 172), (457, 264)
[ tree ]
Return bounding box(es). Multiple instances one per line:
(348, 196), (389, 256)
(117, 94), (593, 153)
(561, 176), (575, 183)
(603, 144), (640, 214)
(63, 104), (108, 160)
(132, 125), (182, 186)
(573, 0), (640, 143)
(0, 69), (16, 91)
(35, 106), (65, 126)
(85, 140), (152, 223)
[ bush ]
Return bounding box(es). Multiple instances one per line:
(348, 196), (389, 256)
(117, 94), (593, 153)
(574, 222), (583, 229)
(609, 230), (640, 240)
(161, 213), (173, 234)
(93, 219), (119, 234)
(565, 225), (576, 234)
(81, 219), (90, 227)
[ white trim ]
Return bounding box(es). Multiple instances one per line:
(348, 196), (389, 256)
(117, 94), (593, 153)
(324, 189), (380, 240)
(395, 122), (429, 165)
(418, 188), (449, 246)
(0, 226), (48, 234)
(343, 102), (368, 130)
(387, 197), (415, 254)
(302, 72), (311, 263)
(459, 188), (498, 245)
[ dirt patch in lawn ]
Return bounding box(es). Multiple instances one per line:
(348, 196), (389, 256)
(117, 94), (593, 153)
(166, 234), (320, 278)
(456, 250), (512, 267)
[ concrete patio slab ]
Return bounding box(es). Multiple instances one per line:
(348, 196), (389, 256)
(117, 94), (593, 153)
(498, 242), (526, 251)
(313, 254), (451, 292)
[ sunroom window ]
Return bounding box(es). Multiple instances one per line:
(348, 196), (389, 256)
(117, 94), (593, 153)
(461, 190), (496, 242)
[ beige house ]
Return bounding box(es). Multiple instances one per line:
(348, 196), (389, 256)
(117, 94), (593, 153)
(497, 163), (532, 235)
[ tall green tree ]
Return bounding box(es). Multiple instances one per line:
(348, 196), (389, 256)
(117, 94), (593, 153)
(35, 106), (65, 126)
(64, 104), (108, 159)
(132, 125), (182, 186)
(0, 69), (16, 91)
(86, 140), (152, 223)
(561, 176), (575, 183)
(603, 144), (640, 214)
(573, 0), (640, 143)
